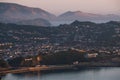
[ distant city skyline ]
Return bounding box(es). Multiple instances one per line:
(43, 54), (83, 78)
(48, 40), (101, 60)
(0, 0), (120, 15)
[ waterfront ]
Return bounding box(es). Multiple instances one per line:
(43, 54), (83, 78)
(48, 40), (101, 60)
(1, 67), (120, 80)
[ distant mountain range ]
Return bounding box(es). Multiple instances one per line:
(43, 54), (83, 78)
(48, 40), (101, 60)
(0, 2), (120, 26)
(57, 11), (120, 22)
(0, 2), (56, 26)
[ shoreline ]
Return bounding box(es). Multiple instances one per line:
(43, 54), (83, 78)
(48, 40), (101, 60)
(0, 62), (120, 75)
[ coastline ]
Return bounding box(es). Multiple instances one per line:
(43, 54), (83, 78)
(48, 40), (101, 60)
(0, 62), (120, 75)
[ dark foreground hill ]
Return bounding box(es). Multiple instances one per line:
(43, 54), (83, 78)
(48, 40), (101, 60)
(0, 20), (120, 47)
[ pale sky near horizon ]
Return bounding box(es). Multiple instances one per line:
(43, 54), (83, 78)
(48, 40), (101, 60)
(0, 0), (120, 15)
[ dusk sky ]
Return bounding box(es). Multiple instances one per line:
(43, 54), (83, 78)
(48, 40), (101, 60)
(0, 0), (120, 15)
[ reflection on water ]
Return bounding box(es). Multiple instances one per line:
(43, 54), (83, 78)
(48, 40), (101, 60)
(1, 67), (120, 80)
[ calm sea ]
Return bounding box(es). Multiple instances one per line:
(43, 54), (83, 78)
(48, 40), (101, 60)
(1, 67), (120, 80)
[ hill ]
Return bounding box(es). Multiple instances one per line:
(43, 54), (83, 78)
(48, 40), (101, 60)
(57, 11), (120, 22)
(16, 18), (51, 26)
(0, 2), (56, 26)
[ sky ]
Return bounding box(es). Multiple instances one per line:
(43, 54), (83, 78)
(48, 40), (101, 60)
(0, 0), (120, 15)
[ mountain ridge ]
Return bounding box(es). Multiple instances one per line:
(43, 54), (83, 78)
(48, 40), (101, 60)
(0, 2), (56, 20)
(0, 2), (56, 26)
(57, 11), (120, 22)
(0, 2), (120, 26)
